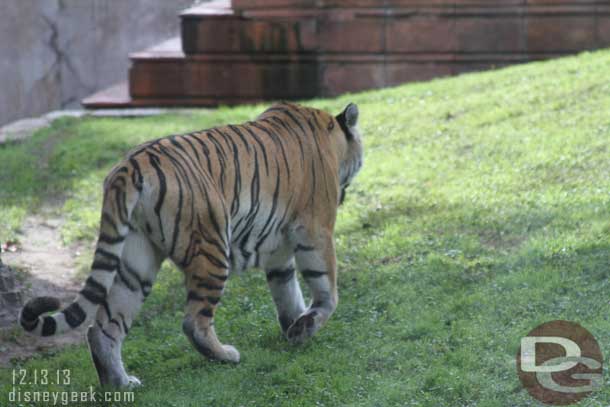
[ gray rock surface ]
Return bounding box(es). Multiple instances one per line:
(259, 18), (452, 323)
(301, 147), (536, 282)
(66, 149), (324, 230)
(0, 259), (23, 328)
(0, 0), (197, 127)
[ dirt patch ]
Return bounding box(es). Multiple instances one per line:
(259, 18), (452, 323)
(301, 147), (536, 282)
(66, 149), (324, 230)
(0, 209), (90, 367)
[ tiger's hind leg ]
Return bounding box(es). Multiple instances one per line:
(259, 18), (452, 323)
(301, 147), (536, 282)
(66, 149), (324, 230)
(265, 258), (306, 335)
(287, 232), (338, 344)
(179, 251), (239, 363)
(87, 230), (163, 388)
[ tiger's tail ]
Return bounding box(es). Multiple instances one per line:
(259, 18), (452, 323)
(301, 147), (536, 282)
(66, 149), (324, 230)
(20, 163), (142, 337)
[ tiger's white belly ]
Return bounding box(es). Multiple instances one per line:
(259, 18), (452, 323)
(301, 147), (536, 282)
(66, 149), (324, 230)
(229, 231), (293, 273)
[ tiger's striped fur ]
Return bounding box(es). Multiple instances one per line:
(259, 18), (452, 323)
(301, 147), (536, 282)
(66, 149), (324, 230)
(20, 102), (363, 387)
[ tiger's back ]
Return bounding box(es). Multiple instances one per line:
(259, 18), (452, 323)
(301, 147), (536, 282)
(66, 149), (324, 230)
(132, 102), (347, 272)
(20, 102), (363, 388)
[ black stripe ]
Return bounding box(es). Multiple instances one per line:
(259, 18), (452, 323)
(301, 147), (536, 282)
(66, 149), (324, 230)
(295, 244), (315, 252)
(250, 122), (291, 181)
(266, 267), (295, 284)
(123, 261), (146, 287)
(167, 137), (201, 235)
(21, 317), (39, 331)
(301, 269), (328, 279)
(206, 296), (220, 305)
(181, 137), (215, 207)
(20, 303), (41, 322)
(109, 318), (122, 331)
(182, 318), (215, 358)
(20, 296), (60, 331)
(91, 260), (116, 272)
(207, 203), (227, 247)
(279, 107), (307, 137)
(129, 157), (144, 191)
(187, 291), (205, 302)
(232, 148), (260, 242)
(196, 249), (229, 270)
(227, 124), (252, 153)
(339, 184), (349, 206)
(226, 134), (242, 218)
(101, 212), (120, 235)
(196, 281), (224, 291)
(242, 125), (270, 174)
(207, 132), (227, 192)
(116, 264), (138, 292)
(101, 300), (112, 322)
(94, 248), (120, 264)
(97, 321), (117, 343)
(182, 135), (202, 164)
(272, 193), (293, 235)
(98, 233), (125, 244)
(112, 180), (128, 224)
(62, 303), (86, 328)
(255, 159), (281, 251)
(193, 135), (215, 176)
(148, 153), (167, 243)
(81, 277), (107, 305)
(118, 312), (129, 334)
(196, 219), (229, 263)
(199, 308), (214, 318)
(308, 152), (317, 210)
(209, 272), (228, 282)
(41, 316), (56, 336)
(270, 116), (305, 168)
(312, 300), (327, 308)
(307, 116), (332, 204)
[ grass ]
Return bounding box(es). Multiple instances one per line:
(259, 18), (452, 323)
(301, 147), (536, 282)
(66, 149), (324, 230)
(2, 49), (610, 406)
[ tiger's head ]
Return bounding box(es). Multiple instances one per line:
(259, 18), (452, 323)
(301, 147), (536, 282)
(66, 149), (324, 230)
(333, 103), (363, 205)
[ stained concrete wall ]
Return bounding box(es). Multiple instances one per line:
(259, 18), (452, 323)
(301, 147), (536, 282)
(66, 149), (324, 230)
(0, 0), (196, 126)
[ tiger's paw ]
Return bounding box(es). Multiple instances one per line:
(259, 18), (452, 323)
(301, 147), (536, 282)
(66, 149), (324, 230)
(279, 314), (297, 335)
(286, 311), (319, 344)
(220, 344), (241, 363)
(126, 375), (142, 388)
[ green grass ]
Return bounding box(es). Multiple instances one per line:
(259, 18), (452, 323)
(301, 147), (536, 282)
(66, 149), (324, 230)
(2, 49), (610, 406)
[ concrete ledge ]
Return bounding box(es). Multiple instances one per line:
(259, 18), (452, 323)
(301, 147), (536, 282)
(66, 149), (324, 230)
(0, 107), (209, 145)
(0, 117), (51, 145)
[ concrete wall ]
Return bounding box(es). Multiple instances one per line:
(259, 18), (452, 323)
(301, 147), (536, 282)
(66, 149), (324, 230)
(0, 0), (196, 126)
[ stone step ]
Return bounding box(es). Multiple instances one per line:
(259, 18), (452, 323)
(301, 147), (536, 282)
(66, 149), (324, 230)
(83, 0), (610, 108)
(127, 36), (566, 100)
(181, 1), (610, 55)
(232, 0), (610, 9)
(83, 33), (569, 108)
(82, 82), (263, 108)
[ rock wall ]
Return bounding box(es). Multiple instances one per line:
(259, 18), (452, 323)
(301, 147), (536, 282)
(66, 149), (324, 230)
(0, 259), (22, 328)
(0, 0), (195, 126)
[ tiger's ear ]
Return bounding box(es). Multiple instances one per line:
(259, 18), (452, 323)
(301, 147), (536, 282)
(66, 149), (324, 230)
(336, 103), (359, 139)
(342, 103), (358, 128)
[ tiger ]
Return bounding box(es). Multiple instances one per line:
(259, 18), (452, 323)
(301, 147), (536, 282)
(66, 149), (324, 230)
(19, 102), (363, 388)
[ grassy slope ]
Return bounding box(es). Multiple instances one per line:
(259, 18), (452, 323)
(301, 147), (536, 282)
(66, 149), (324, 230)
(1, 50), (610, 406)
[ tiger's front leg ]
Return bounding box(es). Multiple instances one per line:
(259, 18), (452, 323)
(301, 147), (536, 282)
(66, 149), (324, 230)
(287, 230), (338, 344)
(265, 258), (306, 335)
